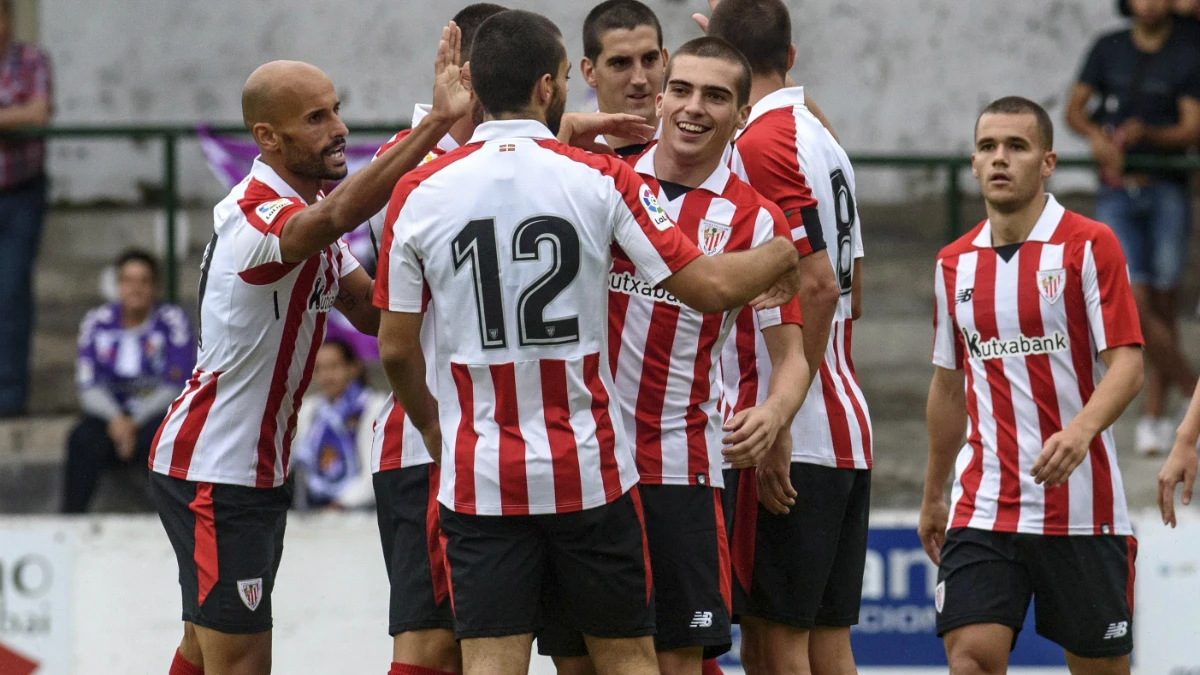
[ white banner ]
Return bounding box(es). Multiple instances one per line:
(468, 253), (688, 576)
(0, 529), (73, 675)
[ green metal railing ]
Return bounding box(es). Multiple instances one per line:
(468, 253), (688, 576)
(3, 125), (1198, 302)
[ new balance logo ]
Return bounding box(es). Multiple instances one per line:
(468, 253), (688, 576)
(690, 611), (713, 628)
(1103, 621), (1128, 640)
(956, 288), (974, 304)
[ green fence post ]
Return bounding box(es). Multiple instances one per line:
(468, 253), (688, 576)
(163, 131), (179, 303)
(944, 162), (962, 242)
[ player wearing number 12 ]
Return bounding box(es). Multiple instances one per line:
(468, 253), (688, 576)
(374, 10), (802, 675)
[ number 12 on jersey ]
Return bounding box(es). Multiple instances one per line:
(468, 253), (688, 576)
(451, 216), (582, 350)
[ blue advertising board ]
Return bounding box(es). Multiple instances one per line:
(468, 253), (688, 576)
(718, 527), (1065, 668)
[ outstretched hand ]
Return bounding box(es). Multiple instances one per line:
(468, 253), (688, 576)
(556, 112), (657, 154)
(692, 0), (721, 33)
(430, 22), (473, 124)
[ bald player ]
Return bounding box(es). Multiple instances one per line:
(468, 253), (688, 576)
(148, 26), (473, 675)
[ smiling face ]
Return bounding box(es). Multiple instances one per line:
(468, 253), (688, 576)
(584, 25), (666, 124)
(972, 112), (1056, 214)
(657, 54), (750, 166)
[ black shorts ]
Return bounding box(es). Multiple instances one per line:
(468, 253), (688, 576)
(537, 484), (732, 658)
(150, 471), (291, 634)
(439, 488), (655, 641)
(374, 464), (453, 635)
(935, 527), (1136, 658)
(722, 464), (870, 629)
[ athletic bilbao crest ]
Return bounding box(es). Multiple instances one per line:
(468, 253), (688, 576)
(698, 219), (731, 256)
(1036, 268), (1066, 305)
(237, 578), (263, 611)
(935, 581), (945, 613)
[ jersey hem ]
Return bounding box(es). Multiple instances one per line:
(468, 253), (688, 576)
(952, 522), (1134, 537)
(636, 472), (724, 489)
(372, 455), (435, 474)
(149, 463), (281, 488)
(790, 454), (873, 470)
(438, 475), (639, 515)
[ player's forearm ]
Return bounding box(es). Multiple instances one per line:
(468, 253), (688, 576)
(762, 324), (809, 424)
(851, 259), (863, 320)
(924, 372), (967, 501)
(1177, 393), (1200, 447)
(671, 237), (797, 314)
(79, 387), (123, 422)
(378, 314), (438, 433)
(0, 98), (50, 129)
(335, 284), (381, 337)
(1143, 123), (1200, 151)
(1065, 87), (1105, 141)
(797, 254), (839, 374)
(1066, 346), (1143, 441)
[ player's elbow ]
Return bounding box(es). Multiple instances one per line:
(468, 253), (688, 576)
(806, 268), (840, 313)
(377, 336), (416, 370)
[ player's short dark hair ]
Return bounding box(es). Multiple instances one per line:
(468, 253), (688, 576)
(976, 96), (1055, 150)
(582, 0), (663, 63)
(472, 10), (566, 117)
(666, 37), (752, 107)
(452, 3), (508, 60)
(708, 0), (792, 79)
(116, 248), (160, 280)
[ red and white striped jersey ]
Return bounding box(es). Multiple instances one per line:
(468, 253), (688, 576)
(368, 106), (455, 473)
(610, 143), (801, 488)
(933, 195), (1143, 536)
(375, 119), (703, 516)
(150, 158), (360, 488)
(723, 86), (873, 469)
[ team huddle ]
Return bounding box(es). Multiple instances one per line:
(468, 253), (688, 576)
(145, 1), (1155, 675)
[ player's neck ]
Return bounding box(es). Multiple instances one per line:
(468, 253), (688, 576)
(1132, 17), (1173, 51)
(748, 74), (789, 108)
(121, 304), (151, 328)
(986, 192), (1048, 247)
(489, 108), (548, 128)
(262, 156), (322, 204)
(653, 143), (721, 188)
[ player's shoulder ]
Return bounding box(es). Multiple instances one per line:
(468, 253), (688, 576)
(724, 171), (781, 216)
(1053, 208), (1121, 247)
(937, 222), (986, 262)
(80, 303), (118, 331)
(374, 128), (413, 159)
(394, 141), (488, 197)
(535, 138), (632, 175)
(152, 302), (191, 326)
(1093, 28), (1131, 49)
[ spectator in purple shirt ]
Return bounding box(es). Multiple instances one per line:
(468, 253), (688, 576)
(63, 250), (195, 513)
(0, 0), (52, 417)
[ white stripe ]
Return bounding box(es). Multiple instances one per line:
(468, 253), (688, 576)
(1081, 242), (1108, 351)
(566, 357), (607, 508)
(662, 313), (701, 481)
(514, 361), (552, 508)
(994, 251), (1039, 532)
(469, 365), (502, 510)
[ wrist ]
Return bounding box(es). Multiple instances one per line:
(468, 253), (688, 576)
(1176, 427), (1200, 448)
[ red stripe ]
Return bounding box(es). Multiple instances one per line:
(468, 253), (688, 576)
(189, 482), (218, 607)
(439, 526), (455, 613)
(280, 312), (327, 480)
(732, 308), (759, 413)
(584, 353), (622, 499)
(634, 303), (680, 481)
(451, 363), (479, 514)
(731, 468), (758, 595)
(817, 361), (856, 469)
(167, 372), (221, 480)
(1125, 536), (1137, 612)
(974, 251), (1022, 531)
(1016, 244), (1070, 534)
(946, 257), (985, 529)
(491, 363), (530, 515)
(379, 398), (406, 471)
(426, 464), (450, 605)
(238, 261), (298, 286)
(541, 360), (583, 510)
(629, 488), (654, 605)
(713, 488), (732, 615)
(1063, 241), (1114, 533)
(149, 372), (202, 468)
(685, 314), (725, 483)
(237, 181), (303, 236)
(256, 257), (321, 488)
(837, 321), (872, 466)
(607, 258), (635, 379)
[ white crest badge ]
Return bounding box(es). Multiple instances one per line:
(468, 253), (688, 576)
(935, 581), (946, 613)
(1036, 268), (1066, 305)
(698, 219), (732, 256)
(237, 578), (264, 612)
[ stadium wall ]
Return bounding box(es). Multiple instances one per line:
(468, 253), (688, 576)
(40, 0), (1122, 203)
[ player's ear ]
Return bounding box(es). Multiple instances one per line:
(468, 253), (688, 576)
(581, 58), (598, 89)
(787, 45), (796, 72)
(736, 104), (751, 131)
(970, 153), (980, 179)
(656, 93), (664, 119)
(535, 72), (554, 108)
(1042, 150), (1058, 178)
(251, 122), (278, 153)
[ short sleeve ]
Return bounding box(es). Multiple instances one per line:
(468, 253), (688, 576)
(335, 237), (362, 278)
(1077, 38), (1106, 89)
(1082, 229), (1144, 352)
(932, 259), (963, 370)
(1179, 49), (1200, 101)
(373, 181), (427, 313)
(234, 192), (307, 275)
(735, 115), (824, 256)
(76, 309), (102, 389)
(753, 202), (802, 329)
(608, 161), (702, 287)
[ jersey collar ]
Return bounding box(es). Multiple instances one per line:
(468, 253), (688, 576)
(634, 142), (731, 196)
(249, 157), (304, 201)
(411, 103), (460, 153)
(745, 85), (807, 129)
(972, 194), (1066, 248)
(469, 119), (556, 143)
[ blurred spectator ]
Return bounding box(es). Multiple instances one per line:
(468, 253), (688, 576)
(1067, 0), (1200, 455)
(0, 0), (52, 417)
(62, 250), (193, 513)
(292, 339), (385, 510)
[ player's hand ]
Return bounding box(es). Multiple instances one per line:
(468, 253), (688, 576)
(1030, 424), (1092, 487)
(1090, 135), (1125, 183)
(722, 404), (785, 469)
(429, 22), (473, 125)
(918, 495), (949, 565)
(756, 435), (796, 515)
(556, 112), (656, 155)
(107, 414), (137, 462)
(692, 0), (721, 33)
(421, 425), (443, 465)
(1116, 117), (1147, 148)
(750, 250), (801, 311)
(1158, 436), (1198, 528)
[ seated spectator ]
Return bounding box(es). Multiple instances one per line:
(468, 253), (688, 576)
(62, 250), (194, 513)
(1067, 0), (1200, 455)
(293, 339), (385, 510)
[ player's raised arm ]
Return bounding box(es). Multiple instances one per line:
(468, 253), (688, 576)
(666, 237), (799, 314)
(266, 23), (473, 263)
